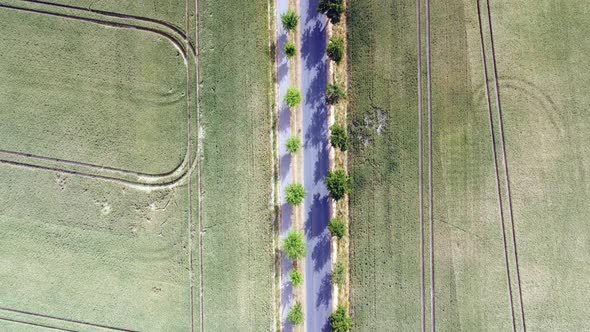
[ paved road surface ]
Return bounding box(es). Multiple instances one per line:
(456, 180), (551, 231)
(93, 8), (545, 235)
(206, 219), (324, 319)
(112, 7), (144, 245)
(277, 0), (294, 330)
(300, 0), (331, 330)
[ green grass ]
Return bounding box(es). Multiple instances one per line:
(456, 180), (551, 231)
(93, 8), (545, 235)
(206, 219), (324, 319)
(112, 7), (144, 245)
(0, 7), (187, 174)
(199, 0), (274, 330)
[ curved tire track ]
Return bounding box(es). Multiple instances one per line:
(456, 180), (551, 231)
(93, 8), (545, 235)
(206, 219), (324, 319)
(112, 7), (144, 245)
(0, 2), (196, 189)
(20, 0), (197, 55)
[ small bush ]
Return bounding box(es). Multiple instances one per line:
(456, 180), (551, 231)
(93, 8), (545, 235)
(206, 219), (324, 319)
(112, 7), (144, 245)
(327, 37), (345, 64)
(326, 83), (346, 104)
(285, 41), (296, 58)
(328, 217), (346, 239)
(318, 0), (345, 24)
(289, 269), (303, 287)
(283, 230), (306, 260)
(325, 169), (352, 201)
(284, 87), (302, 108)
(330, 124), (349, 151)
(287, 302), (304, 325)
(330, 305), (353, 332)
(332, 261), (345, 286)
(281, 10), (299, 32)
(286, 136), (301, 154)
(285, 183), (306, 205)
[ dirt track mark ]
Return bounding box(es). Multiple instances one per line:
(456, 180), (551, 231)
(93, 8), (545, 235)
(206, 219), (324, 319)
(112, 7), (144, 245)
(484, 0), (527, 329)
(0, 2), (196, 190)
(0, 307), (138, 332)
(425, 0), (435, 330)
(415, 0), (425, 330)
(475, 0), (517, 330)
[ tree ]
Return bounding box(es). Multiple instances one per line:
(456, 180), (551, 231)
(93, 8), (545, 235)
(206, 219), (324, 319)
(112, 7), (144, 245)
(284, 87), (302, 108)
(326, 37), (345, 64)
(330, 305), (353, 332)
(328, 217), (346, 239)
(330, 124), (349, 151)
(285, 183), (306, 205)
(283, 230), (306, 260)
(286, 136), (301, 154)
(281, 10), (299, 32)
(287, 302), (304, 325)
(289, 269), (303, 287)
(332, 261), (345, 286)
(326, 83), (346, 104)
(325, 169), (352, 200)
(318, 0), (345, 24)
(285, 41), (296, 58)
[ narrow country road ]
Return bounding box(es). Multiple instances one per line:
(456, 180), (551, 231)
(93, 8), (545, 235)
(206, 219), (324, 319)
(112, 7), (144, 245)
(276, 0), (294, 330)
(300, 0), (331, 330)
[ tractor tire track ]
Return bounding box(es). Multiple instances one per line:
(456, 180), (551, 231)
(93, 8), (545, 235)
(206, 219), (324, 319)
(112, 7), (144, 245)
(19, 0), (196, 55)
(425, 0), (435, 330)
(475, 0), (517, 330)
(0, 316), (79, 332)
(416, 0), (426, 330)
(0, 2), (196, 189)
(484, 0), (527, 329)
(0, 307), (138, 332)
(193, 0), (205, 330)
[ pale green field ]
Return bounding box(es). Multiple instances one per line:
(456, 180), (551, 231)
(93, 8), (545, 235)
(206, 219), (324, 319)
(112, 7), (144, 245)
(488, 0), (590, 330)
(0, 166), (194, 331)
(0, 1), (199, 331)
(0, 6), (187, 175)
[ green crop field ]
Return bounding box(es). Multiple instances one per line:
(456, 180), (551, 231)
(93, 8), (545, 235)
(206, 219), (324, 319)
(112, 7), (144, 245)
(199, 0), (275, 330)
(348, 0), (589, 330)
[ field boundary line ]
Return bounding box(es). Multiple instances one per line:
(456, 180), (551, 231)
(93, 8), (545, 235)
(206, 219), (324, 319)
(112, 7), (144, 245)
(425, 0), (435, 330)
(0, 2), (196, 190)
(415, 0), (426, 330)
(475, 0), (517, 330)
(0, 307), (138, 332)
(484, 0), (527, 329)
